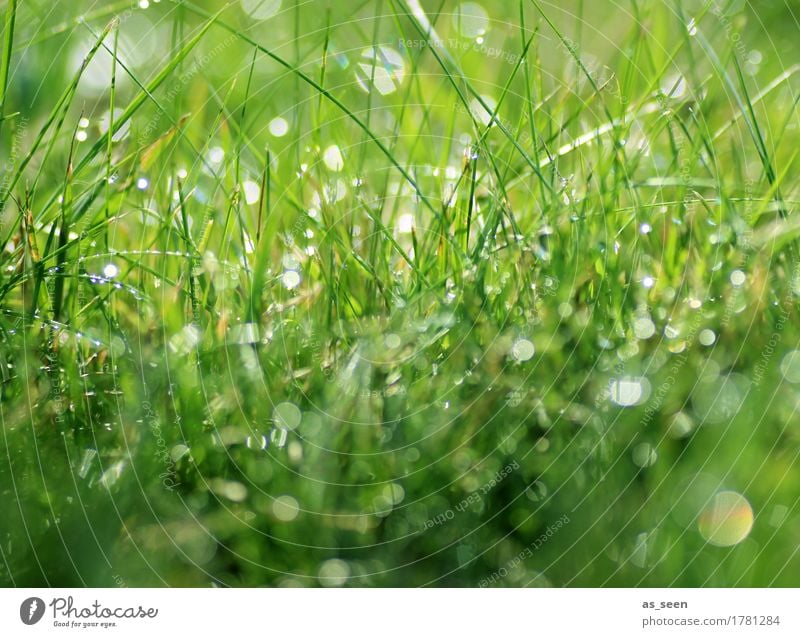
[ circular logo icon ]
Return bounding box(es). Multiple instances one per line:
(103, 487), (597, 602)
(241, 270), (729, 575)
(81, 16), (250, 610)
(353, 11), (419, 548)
(20, 597), (45, 625)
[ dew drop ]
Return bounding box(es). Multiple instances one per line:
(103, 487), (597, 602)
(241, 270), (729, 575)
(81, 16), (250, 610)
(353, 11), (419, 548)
(698, 329), (716, 346)
(282, 270), (301, 290)
(779, 350), (800, 383)
(322, 145), (344, 171)
(242, 180), (260, 205)
(273, 495), (299, 521)
(632, 442), (657, 468)
(354, 46), (405, 96)
(318, 559), (350, 587)
(453, 2), (489, 38)
(268, 116), (289, 137)
(698, 491), (753, 547)
(510, 338), (535, 362)
(609, 377), (650, 407)
(273, 401), (301, 430)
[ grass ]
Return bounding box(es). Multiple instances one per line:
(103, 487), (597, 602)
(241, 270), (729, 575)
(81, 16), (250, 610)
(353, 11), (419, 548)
(1, 0), (800, 587)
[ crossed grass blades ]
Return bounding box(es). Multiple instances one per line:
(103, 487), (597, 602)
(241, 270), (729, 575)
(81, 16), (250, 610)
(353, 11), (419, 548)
(1, 0), (799, 587)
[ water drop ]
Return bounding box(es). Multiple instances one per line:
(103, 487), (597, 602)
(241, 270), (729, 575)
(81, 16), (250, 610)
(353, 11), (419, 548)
(282, 270), (301, 290)
(780, 350), (800, 383)
(273, 495), (299, 521)
(609, 377), (650, 407)
(318, 559), (350, 587)
(698, 491), (753, 547)
(729, 270), (746, 287)
(270, 427), (288, 448)
(103, 263), (119, 278)
(322, 145), (344, 171)
(242, 180), (260, 205)
(355, 46), (405, 96)
(269, 116), (289, 137)
(453, 2), (489, 38)
(510, 338), (535, 362)
(633, 317), (656, 340)
(273, 402), (301, 429)
(632, 442), (657, 468)
(698, 329), (716, 346)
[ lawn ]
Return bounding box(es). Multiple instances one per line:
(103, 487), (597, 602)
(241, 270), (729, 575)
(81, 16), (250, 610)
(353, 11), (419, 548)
(1, 0), (799, 587)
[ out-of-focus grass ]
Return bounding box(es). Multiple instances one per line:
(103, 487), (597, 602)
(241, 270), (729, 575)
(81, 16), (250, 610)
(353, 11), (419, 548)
(1, 0), (799, 587)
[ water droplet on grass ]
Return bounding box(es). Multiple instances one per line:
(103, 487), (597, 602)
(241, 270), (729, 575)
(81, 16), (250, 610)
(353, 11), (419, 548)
(632, 442), (657, 468)
(273, 495), (299, 521)
(730, 270), (746, 287)
(270, 427), (288, 448)
(170, 444), (190, 462)
(698, 491), (753, 547)
(242, 180), (260, 204)
(397, 213), (414, 234)
(510, 338), (535, 362)
(609, 377), (650, 407)
(211, 479), (247, 502)
(633, 317), (656, 340)
(282, 270), (301, 290)
(322, 145), (344, 171)
(318, 559), (350, 587)
(273, 402), (301, 429)
(355, 46), (405, 96)
(780, 350), (800, 383)
(453, 2), (489, 37)
(698, 329), (716, 346)
(246, 434), (269, 450)
(667, 411), (694, 438)
(268, 116), (289, 137)
(385, 333), (401, 349)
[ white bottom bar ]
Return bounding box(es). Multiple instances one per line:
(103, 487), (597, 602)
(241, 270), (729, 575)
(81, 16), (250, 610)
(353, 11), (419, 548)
(2, 588), (796, 636)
